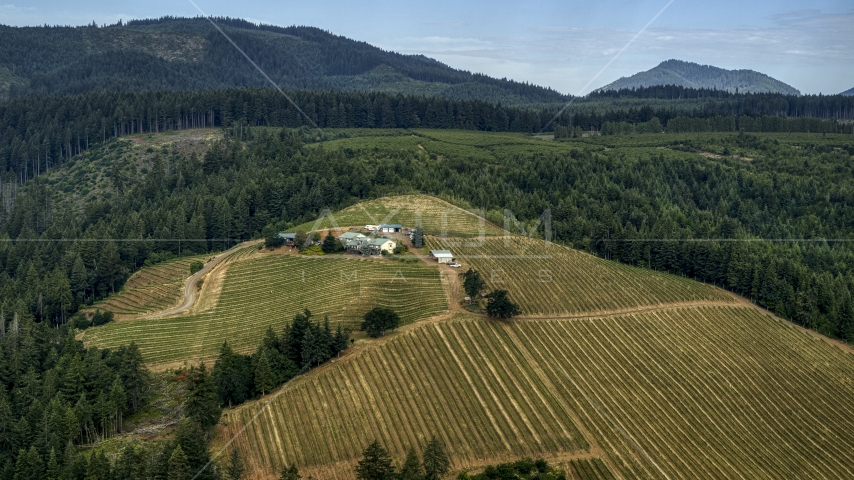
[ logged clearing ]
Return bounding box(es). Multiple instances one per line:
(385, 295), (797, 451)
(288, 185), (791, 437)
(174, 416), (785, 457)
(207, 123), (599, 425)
(217, 306), (854, 480)
(291, 194), (506, 237)
(82, 254), (447, 366)
(92, 254), (210, 318)
(427, 235), (735, 316)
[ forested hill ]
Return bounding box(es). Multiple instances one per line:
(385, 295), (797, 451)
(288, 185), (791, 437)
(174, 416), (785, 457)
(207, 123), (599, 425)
(597, 59), (800, 95)
(0, 17), (568, 106)
(841, 87), (854, 96)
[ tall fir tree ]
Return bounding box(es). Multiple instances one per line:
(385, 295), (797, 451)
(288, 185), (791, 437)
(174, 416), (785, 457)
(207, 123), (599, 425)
(184, 364), (221, 431)
(167, 445), (190, 480)
(422, 437), (450, 480)
(354, 441), (396, 480)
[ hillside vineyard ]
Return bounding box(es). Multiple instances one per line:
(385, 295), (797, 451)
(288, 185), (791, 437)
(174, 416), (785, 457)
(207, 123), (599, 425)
(2, 12), (854, 479)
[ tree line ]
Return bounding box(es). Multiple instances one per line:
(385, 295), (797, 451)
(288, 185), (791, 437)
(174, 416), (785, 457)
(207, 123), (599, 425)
(0, 88), (562, 182)
(5, 86), (854, 185)
(212, 309), (350, 407)
(587, 85), (854, 120)
(555, 114), (854, 137)
(0, 314), (149, 479)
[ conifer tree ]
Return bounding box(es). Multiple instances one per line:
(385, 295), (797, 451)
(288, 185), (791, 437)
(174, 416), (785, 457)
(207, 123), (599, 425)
(86, 451), (111, 480)
(253, 349), (275, 396)
(412, 227), (423, 248)
(398, 447), (423, 480)
(354, 441), (396, 480)
(185, 364), (221, 431)
(422, 437), (450, 480)
(167, 445), (190, 480)
(321, 232), (342, 253)
(45, 448), (59, 480)
(97, 241), (123, 294)
(301, 322), (328, 369)
(109, 378), (127, 433)
(224, 448), (245, 480)
(114, 445), (140, 480)
(459, 269), (485, 299)
(14, 446), (44, 480)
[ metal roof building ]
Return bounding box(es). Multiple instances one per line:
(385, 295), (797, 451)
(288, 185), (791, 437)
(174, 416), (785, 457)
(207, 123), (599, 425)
(339, 232), (366, 241)
(430, 250), (454, 263)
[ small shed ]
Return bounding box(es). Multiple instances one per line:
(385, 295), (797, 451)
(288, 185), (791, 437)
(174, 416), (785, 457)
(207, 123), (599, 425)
(379, 224), (403, 233)
(277, 233), (296, 246)
(430, 250), (454, 264)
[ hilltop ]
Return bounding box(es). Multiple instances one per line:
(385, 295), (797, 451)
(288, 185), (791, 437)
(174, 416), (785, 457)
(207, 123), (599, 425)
(841, 87), (854, 96)
(596, 59), (800, 95)
(7, 126), (854, 479)
(0, 17), (568, 106)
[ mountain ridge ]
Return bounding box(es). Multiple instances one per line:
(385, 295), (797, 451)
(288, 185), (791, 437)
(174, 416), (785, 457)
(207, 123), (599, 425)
(597, 59), (800, 95)
(0, 16), (569, 106)
(841, 87), (854, 96)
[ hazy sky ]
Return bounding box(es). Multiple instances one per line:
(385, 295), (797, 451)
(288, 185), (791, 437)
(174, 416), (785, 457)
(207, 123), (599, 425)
(2, 0), (852, 95)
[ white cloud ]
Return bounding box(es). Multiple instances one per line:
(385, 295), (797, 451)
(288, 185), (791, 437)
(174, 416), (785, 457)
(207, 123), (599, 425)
(381, 9), (854, 95)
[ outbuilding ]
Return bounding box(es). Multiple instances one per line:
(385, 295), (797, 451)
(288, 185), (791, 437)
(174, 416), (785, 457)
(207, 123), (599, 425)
(379, 224), (403, 233)
(277, 233), (296, 246)
(430, 250), (454, 264)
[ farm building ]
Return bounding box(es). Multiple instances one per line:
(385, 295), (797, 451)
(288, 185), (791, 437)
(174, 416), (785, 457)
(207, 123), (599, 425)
(342, 233), (369, 253)
(379, 224), (403, 233)
(370, 238), (397, 254)
(344, 240), (365, 253)
(277, 233), (296, 246)
(338, 232), (366, 242)
(430, 250), (454, 263)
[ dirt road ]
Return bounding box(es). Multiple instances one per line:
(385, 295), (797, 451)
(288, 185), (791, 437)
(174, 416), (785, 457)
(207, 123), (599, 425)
(140, 241), (258, 320)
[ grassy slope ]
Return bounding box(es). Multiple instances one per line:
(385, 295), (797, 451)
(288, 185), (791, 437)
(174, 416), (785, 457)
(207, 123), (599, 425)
(218, 307), (854, 480)
(427, 235), (735, 316)
(82, 252), (448, 366)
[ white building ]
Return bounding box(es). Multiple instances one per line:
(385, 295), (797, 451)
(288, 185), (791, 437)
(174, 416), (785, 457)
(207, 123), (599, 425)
(370, 238), (397, 254)
(430, 250), (454, 264)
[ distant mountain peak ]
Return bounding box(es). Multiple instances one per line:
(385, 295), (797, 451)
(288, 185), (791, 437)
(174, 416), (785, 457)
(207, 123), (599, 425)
(840, 87), (854, 96)
(597, 59), (800, 95)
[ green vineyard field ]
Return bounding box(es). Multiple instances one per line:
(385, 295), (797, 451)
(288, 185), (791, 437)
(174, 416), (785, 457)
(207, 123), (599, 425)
(426, 235), (735, 315)
(82, 254), (448, 366)
(291, 194), (506, 238)
(92, 254), (210, 317)
(217, 306), (854, 480)
(569, 458), (615, 480)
